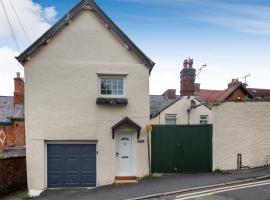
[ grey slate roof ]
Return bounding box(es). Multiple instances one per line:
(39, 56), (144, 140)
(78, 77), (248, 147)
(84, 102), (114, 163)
(150, 95), (182, 118)
(0, 96), (24, 122)
(16, 0), (155, 71)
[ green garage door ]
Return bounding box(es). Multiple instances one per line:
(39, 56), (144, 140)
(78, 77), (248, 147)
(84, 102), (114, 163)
(151, 125), (212, 173)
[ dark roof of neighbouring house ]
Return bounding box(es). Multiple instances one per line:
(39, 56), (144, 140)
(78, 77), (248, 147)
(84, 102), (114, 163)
(0, 96), (24, 122)
(16, 0), (155, 72)
(150, 95), (182, 118)
(247, 88), (270, 98)
(196, 83), (254, 103)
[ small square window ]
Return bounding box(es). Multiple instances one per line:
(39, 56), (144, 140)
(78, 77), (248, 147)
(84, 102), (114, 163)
(200, 115), (208, 124)
(100, 77), (124, 96)
(165, 114), (177, 125)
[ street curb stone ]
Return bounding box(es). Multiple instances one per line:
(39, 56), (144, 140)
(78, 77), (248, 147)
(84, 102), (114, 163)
(127, 175), (270, 200)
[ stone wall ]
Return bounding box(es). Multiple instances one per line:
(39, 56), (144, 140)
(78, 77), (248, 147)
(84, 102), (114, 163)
(212, 102), (270, 170)
(0, 156), (27, 196)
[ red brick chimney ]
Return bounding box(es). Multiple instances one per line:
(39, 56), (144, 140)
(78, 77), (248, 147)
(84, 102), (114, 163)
(180, 58), (196, 96)
(14, 72), (24, 105)
(162, 89), (176, 99)
(228, 79), (241, 88)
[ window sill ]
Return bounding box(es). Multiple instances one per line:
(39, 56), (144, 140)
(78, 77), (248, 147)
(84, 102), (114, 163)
(96, 97), (128, 105)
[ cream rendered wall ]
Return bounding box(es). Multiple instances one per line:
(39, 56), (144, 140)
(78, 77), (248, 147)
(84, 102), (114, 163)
(213, 102), (270, 170)
(24, 8), (150, 195)
(150, 96), (212, 125)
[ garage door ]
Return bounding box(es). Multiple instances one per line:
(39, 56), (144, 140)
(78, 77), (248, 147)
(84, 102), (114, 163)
(47, 143), (96, 188)
(152, 125), (212, 173)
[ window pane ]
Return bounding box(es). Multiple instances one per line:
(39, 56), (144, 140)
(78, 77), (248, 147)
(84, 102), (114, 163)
(118, 89), (123, 95)
(166, 118), (176, 125)
(112, 84), (117, 90)
(100, 77), (124, 96)
(118, 84), (123, 90)
(112, 79), (117, 85)
(112, 90), (117, 95)
(118, 79), (123, 85)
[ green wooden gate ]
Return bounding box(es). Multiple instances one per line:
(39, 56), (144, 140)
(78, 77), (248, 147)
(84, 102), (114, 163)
(151, 125), (212, 173)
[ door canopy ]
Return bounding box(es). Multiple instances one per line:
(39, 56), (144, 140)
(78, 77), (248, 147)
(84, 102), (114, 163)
(112, 117), (141, 139)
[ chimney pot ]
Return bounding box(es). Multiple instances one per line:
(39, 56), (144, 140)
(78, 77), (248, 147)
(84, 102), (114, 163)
(16, 72), (20, 78)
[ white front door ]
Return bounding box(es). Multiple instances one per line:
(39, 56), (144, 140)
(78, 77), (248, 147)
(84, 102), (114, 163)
(116, 134), (133, 176)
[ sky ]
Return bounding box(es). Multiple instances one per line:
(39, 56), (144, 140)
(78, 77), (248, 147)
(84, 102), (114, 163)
(0, 0), (270, 95)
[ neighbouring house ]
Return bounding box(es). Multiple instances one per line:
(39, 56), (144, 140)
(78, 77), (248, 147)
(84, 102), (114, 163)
(0, 73), (25, 155)
(16, 0), (155, 196)
(195, 79), (270, 104)
(150, 57), (270, 125)
(150, 58), (211, 125)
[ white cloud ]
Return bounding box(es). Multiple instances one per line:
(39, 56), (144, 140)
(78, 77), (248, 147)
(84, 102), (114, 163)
(0, 0), (57, 44)
(0, 47), (23, 96)
(43, 6), (57, 22)
(0, 0), (56, 95)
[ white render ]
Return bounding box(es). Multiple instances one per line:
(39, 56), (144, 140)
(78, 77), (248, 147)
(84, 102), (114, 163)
(24, 8), (150, 193)
(150, 96), (212, 125)
(212, 102), (270, 170)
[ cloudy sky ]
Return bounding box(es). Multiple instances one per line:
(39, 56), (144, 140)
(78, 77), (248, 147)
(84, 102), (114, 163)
(1, 0), (270, 95)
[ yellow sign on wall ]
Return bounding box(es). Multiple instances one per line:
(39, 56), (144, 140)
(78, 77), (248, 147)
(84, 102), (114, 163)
(145, 124), (153, 133)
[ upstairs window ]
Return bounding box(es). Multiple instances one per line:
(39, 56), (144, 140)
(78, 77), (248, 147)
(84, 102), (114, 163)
(100, 77), (124, 96)
(200, 115), (208, 124)
(165, 114), (177, 125)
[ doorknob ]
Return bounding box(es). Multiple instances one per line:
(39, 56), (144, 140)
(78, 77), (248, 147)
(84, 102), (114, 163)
(116, 152), (119, 157)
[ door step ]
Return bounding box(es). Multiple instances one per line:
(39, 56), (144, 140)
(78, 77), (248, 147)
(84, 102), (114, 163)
(115, 176), (137, 184)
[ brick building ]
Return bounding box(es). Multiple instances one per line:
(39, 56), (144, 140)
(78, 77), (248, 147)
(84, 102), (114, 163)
(195, 79), (270, 104)
(0, 73), (25, 152)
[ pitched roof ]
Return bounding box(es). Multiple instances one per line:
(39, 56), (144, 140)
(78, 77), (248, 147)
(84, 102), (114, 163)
(0, 96), (24, 122)
(247, 88), (270, 98)
(197, 83), (254, 103)
(150, 95), (182, 118)
(112, 116), (141, 139)
(16, 0), (155, 71)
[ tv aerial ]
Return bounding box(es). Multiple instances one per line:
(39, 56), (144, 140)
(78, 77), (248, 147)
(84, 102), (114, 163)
(196, 63), (207, 77)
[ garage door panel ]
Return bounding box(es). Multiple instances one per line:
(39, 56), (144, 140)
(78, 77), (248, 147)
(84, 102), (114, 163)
(64, 145), (82, 155)
(47, 143), (96, 188)
(48, 158), (64, 171)
(82, 145), (96, 155)
(82, 157), (96, 171)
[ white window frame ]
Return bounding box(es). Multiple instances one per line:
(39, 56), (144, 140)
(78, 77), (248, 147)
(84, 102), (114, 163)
(165, 114), (177, 125)
(98, 76), (126, 98)
(200, 115), (208, 124)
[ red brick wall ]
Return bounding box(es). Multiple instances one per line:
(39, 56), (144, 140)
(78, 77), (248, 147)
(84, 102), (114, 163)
(13, 76), (24, 105)
(0, 121), (25, 150)
(0, 156), (27, 196)
(227, 88), (246, 100)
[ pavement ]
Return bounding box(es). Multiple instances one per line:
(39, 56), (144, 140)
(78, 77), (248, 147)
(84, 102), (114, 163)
(35, 167), (270, 200)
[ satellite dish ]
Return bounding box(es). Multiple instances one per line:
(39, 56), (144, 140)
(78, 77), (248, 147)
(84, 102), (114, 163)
(191, 100), (197, 108)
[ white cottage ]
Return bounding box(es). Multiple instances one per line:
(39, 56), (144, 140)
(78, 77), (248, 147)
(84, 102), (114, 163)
(16, 0), (154, 196)
(150, 58), (211, 125)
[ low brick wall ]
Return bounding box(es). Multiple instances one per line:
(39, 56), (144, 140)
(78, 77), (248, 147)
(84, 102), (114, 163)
(0, 156), (27, 196)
